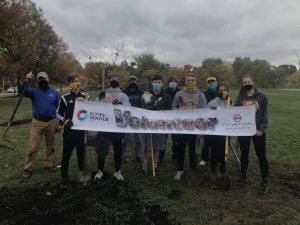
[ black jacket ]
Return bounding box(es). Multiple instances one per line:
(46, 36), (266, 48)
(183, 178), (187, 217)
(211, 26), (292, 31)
(150, 89), (172, 111)
(204, 89), (218, 104)
(57, 91), (87, 126)
(165, 87), (181, 102)
(122, 86), (144, 108)
(235, 89), (269, 133)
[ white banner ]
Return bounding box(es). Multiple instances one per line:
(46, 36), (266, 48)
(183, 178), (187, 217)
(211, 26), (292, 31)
(72, 100), (256, 136)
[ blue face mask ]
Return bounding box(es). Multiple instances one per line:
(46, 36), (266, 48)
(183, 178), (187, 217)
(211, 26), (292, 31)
(152, 83), (161, 92)
(168, 82), (177, 89)
(207, 82), (217, 91)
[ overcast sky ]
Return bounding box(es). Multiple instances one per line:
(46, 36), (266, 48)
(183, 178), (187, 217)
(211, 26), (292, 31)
(32, 0), (300, 68)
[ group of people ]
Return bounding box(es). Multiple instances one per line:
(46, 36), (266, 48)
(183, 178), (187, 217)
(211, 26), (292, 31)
(21, 70), (270, 194)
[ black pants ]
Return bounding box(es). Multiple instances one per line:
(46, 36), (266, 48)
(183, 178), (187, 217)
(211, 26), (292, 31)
(210, 135), (226, 173)
(159, 134), (178, 161)
(61, 129), (85, 179)
(238, 134), (269, 180)
(201, 135), (211, 162)
(95, 132), (123, 172)
(176, 134), (197, 171)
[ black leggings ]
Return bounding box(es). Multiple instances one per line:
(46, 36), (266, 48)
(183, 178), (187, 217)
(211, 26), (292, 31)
(61, 130), (85, 179)
(176, 134), (197, 171)
(238, 134), (269, 180)
(209, 135), (226, 173)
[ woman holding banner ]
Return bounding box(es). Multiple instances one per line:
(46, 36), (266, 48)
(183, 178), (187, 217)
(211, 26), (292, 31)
(235, 74), (270, 194)
(207, 84), (233, 190)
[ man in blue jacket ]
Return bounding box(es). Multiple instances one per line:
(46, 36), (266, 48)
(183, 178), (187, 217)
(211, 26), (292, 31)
(23, 72), (60, 178)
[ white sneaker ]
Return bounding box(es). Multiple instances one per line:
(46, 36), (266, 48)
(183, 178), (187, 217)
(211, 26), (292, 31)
(114, 170), (124, 181)
(199, 160), (206, 166)
(94, 170), (103, 183)
(174, 171), (184, 181)
(78, 171), (85, 183)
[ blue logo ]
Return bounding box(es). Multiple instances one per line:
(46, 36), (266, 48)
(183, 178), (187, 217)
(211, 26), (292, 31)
(77, 110), (88, 121)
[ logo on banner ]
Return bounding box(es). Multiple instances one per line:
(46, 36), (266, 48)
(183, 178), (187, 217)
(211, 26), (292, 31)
(77, 109), (88, 121)
(233, 114), (242, 122)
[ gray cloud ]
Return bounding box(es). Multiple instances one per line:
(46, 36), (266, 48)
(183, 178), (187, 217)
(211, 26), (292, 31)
(33, 0), (300, 67)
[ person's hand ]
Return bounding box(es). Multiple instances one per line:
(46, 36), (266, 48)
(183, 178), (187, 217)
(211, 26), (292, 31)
(77, 97), (85, 101)
(256, 130), (263, 136)
(222, 90), (229, 100)
(64, 119), (73, 128)
(55, 124), (63, 133)
(112, 99), (123, 105)
(26, 72), (34, 80)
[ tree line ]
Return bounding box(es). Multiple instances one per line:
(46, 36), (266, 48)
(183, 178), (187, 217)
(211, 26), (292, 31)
(1, 0), (299, 91)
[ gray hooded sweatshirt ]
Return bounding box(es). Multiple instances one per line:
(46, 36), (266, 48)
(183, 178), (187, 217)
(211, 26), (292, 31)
(172, 88), (207, 109)
(99, 87), (131, 106)
(235, 89), (268, 134)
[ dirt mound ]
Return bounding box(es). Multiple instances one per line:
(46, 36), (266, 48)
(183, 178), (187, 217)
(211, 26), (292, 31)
(0, 178), (180, 225)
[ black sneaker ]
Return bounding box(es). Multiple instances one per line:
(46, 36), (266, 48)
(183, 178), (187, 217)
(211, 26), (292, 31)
(258, 181), (269, 194)
(237, 176), (249, 185)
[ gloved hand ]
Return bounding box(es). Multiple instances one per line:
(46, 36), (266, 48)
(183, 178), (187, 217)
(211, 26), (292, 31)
(64, 119), (73, 128)
(112, 99), (123, 105)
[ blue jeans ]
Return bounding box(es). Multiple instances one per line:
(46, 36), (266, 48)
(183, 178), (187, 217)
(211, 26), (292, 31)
(122, 133), (141, 160)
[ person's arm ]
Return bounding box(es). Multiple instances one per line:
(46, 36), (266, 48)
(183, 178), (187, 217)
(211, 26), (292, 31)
(198, 92), (207, 108)
(172, 92), (179, 109)
(257, 95), (269, 134)
(20, 72), (35, 97)
(166, 95), (172, 110)
(56, 96), (67, 125)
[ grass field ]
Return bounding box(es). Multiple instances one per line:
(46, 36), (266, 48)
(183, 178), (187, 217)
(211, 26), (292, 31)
(0, 89), (299, 225)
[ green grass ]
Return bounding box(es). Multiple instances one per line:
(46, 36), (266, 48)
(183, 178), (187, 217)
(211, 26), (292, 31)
(0, 89), (300, 225)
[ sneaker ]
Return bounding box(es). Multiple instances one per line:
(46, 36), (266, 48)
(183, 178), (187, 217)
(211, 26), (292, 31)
(114, 170), (124, 181)
(78, 171), (85, 183)
(258, 181), (270, 194)
(199, 160), (207, 166)
(94, 170), (103, 183)
(44, 166), (56, 173)
(23, 170), (32, 179)
(174, 171), (184, 181)
(237, 176), (249, 185)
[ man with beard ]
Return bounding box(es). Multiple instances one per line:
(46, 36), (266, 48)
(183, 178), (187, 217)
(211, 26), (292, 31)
(22, 72), (60, 178)
(122, 75), (144, 162)
(173, 73), (207, 181)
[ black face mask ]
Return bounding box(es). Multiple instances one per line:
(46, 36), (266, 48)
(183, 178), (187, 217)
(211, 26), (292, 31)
(243, 84), (253, 91)
(38, 80), (49, 91)
(110, 80), (119, 88)
(129, 83), (137, 89)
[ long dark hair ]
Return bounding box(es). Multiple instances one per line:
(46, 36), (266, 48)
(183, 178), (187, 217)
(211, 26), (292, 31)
(238, 74), (254, 96)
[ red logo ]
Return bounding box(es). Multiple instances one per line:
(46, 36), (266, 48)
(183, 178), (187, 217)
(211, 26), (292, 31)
(233, 114), (242, 122)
